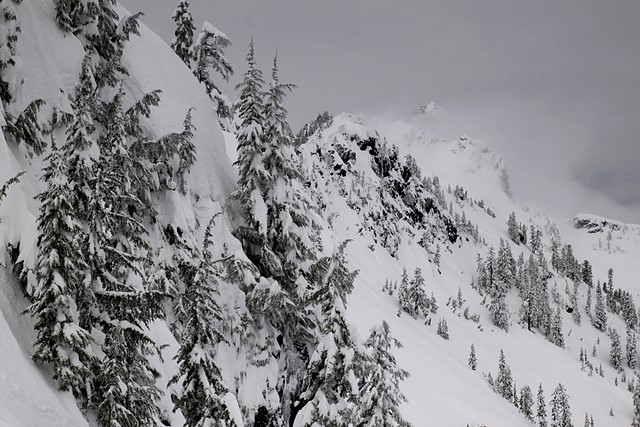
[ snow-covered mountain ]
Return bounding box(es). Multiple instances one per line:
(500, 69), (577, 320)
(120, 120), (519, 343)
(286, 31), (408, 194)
(1, 1), (640, 427)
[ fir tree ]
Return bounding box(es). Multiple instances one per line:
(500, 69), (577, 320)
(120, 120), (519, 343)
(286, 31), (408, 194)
(171, 1), (195, 67)
(229, 39), (268, 263)
(537, 384), (548, 427)
(593, 282), (607, 332)
(550, 383), (573, 427)
(0, 0), (21, 106)
(490, 293), (509, 331)
(357, 321), (411, 427)
(610, 328), (622, 371)
(398, 268), (432, 318)
(468, 344), (477, 370)
(628, 326), (637, 369)
(548, 307), (565, 348)
(520, 385), (534, 421)
(496, 350), (513, 401)
(294, 242), (362, 426)
(28, 139), (96, 402)
(437, 318), (449, 340)
(193, 21), (233, 119)
(91, 90), (165, 426)
(169, 217), (236, 426)
(507, 212), (519, 244)
(632, 377), (640, 427)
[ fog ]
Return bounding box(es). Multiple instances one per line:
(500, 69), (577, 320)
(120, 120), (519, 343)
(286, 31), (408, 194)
(120, 0), (640, 224)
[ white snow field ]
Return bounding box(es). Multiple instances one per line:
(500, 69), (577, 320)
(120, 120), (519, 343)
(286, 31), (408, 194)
(0, 1), (638, 426)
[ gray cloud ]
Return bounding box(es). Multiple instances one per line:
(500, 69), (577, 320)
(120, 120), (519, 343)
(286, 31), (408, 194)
(121, 0), (640, 223)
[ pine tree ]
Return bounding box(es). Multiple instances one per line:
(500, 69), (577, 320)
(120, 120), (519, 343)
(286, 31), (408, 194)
(398, 268), (432, 318)
(294, 242), (361, 426)
(496, 350), (513, 401)
(490, 293), (509, 331)
(520, 385), (534, 421)
(632, 377), (640, 427)
(169, 218), (236, 426)
(28, 139), (96, 402)
(610, 328), (622, 371)
(537, 384), (548, 427)
(628, 326), (637, 369)
(171, 1), (195, 67)
(0, 0), (22, 106)
(357, 321), (411, 427)
(91, 90), (165, 426)
(230, 39), (268, 263)
(507, 212), (519, 244)
(550, 383), (573, 427)
(261, 54), (319, 287)
(468, 344), (477, 370)
(548, 307), (565, 348)
(193, 21), (233, 119)
(593, 282), (607, 331)
(437, 318), (449, 339)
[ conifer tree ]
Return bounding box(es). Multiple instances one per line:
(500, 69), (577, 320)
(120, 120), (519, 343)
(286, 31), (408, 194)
(398, 268), (432, 318)
(171, 1), (195, 67)
(632, 377), (640, 427)
(468, 344), (477, 370)
(507, 212), (519, 244)
(537, 384), (548, 427)
(520, 385), (534, 421)
(91, 90), (165, 426)
(627, 326), (637, 369)
(169, 217), (236, 426)
(357, 321), (411, 427)
(230, 39), (268, 263)
(550, 383), (573, 427)
(294, 242), (361, 426)
(192, 21), (233, 120)
(0, 0), (22, 106)
(496, 350), (513, 401)
(548, 307), (565, 348)
(610, 328), (622, 371)
(261, 54), (319, 287)
(490, 293), (509, 331)
(28, 139), (96, 402)
(593, 282), (607, 331)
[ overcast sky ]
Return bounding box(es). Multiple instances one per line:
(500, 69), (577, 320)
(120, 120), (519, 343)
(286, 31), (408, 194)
(121, 0), (640, 225)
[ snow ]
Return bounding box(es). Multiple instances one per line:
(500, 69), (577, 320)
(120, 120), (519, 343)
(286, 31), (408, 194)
(3, 1), (640, 426)
(119, 5), (237, 202)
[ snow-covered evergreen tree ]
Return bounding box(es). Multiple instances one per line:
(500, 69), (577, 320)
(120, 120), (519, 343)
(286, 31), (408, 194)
(632, 377), (640, 427)
(28, 139), (96, 402)
(398, 267), (433, 318)
(610, 328), (622, 371)
(169, 217), (236, 426)
(357, 321), (411, 427)
(193, 21), (233, 119)
(627, 326), (637, 369)
(550, 383), (573, 427)
(229, 38), (268, 262)
(520, 385), (534, 421)
(0, 0), (22, 107)
(171, 1), (195, 67)
(294, 242), (361, 426)
(548, 307), (565, 348)
(496, 350), (513, 401)
(90, 90), (165, 426)
(468, 343), (477, 370)
(537, 384), (548, 427)
(593, 282), (607, 331)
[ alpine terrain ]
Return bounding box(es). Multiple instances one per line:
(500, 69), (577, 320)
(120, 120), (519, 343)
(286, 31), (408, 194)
(0, 1), (638, 426)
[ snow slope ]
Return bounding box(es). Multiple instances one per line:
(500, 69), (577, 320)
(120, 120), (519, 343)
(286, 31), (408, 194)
(2, 2), (640, 426)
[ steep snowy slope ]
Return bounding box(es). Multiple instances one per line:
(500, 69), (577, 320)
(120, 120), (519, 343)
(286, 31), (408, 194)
(0, 1), (239, 425)
(2, 1), (640, 426)
(299, 113), (640, 425)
